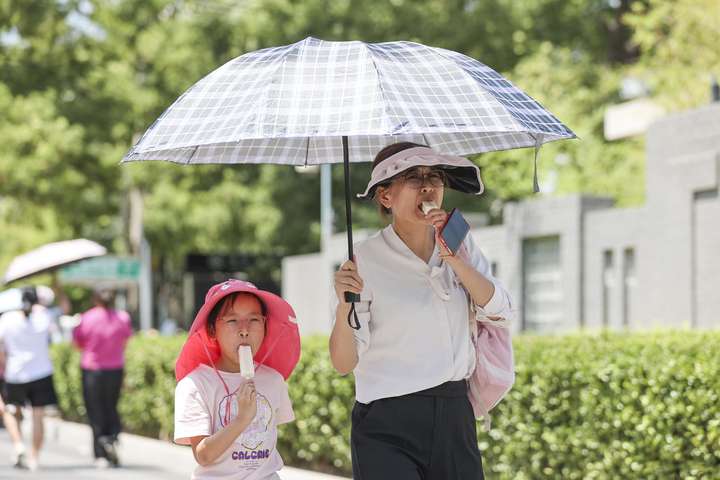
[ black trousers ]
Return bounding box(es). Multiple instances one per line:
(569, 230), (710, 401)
(351, 380), (484, 480)
(81, 369), (124, 459)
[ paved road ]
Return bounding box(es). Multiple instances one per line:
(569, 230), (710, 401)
(0, 417), (347, 480)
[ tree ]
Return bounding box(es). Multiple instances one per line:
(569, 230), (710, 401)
(475, 44), (645, 207)
(3, 0), (711, 323)
(624, 0), (720, 111)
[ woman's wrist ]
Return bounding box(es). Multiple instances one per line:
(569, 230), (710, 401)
(443, 252), (466, 269)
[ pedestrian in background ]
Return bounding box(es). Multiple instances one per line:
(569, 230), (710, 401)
(0, 286), (59, 471)
(73, 286), (132, 468)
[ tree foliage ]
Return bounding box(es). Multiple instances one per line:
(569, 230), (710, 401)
(1, 0), (713, 314)
(624, 0), (720, 110)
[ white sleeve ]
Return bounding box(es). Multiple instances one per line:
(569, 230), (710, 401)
(460, 235), (514, 326)
(174, 377), (211, 445)
(275, 378), (295, 425)
(330, 289), (372, 358)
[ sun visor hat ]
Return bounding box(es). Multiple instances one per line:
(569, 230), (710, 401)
(357, 146), (484, 199)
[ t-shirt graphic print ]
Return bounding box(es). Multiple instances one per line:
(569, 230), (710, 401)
(175, 364), (294, 480)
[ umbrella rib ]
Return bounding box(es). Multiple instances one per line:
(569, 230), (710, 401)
(528, 132), (541, 193)
(365, 46), (393, 133)
(304, 136), (310, 166)
(185, 146), (199, 165)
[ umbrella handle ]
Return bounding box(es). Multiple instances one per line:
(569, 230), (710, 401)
(342, 135), (361, 304)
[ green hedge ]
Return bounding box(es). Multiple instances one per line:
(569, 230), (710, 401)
(51, 331), (720, 479)
(52, 335), (184, 440)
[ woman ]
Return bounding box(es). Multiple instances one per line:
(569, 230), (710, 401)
(73, 286), (132, 468)
(330, 142), (513, 480)
(0, 287), (59, 471)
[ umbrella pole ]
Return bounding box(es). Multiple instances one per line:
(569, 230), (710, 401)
(342, 135), (360, 303)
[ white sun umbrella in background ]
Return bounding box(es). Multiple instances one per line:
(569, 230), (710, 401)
(3, 239), (107, 285)
(122, 37), (576, 302)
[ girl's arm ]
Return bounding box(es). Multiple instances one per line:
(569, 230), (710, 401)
(190, 382), (257, 466)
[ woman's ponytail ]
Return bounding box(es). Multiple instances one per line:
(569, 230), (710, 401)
(21, 286), (38, 316)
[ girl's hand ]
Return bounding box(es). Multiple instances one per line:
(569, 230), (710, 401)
(235, 381), (257, 425)
(334, 260), (364, 304)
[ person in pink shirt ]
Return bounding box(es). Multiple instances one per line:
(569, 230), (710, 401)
(73, 286), (132, 468)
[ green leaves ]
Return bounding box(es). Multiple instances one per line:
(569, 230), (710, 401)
(1, 0), (716, 308)
(51, 330), (720, 478)
(624, 0), (720, 111)
(484, 331), (720, 479)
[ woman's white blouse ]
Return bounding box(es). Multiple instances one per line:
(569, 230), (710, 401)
(345, 225), (513, 404)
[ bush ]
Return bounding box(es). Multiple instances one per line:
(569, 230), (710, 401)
(51, 335), (185, 440)
(52, 331), (720, 479)
(484, 331), (720, 480)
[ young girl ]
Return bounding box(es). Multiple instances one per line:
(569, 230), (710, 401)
(174, 279), (301, 480)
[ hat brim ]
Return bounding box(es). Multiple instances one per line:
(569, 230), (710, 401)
(357, 148), (484, 199)
(175, 281), (300, 382)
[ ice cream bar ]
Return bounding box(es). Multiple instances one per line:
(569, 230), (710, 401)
(238, 345), (255, 379)
(421, 201), (438, 215)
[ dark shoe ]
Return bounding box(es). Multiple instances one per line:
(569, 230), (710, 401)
(101, 438), (119, 467)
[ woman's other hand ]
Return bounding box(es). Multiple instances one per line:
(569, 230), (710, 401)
(423, 206), (448, 230)
(424, 207), (453, 258)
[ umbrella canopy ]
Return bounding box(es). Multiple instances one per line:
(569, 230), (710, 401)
(3, 239), (107, 285)
(122, 37), (575, 302)
(123, 37), (574, 165)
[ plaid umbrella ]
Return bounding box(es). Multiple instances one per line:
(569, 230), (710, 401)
(122, 37), (575, 299)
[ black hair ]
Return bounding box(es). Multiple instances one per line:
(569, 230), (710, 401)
(21, 286), (38, 316)
(206, 292), (268, 337)
(94, 288), (116, 309)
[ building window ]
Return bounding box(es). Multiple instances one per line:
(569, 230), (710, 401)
(522, 236), (563, 333)
(623, 247), (636, 328)
(602, 249), (615, 328)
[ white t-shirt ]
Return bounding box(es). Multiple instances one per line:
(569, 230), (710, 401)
(0, 307), (54, 384)
(174, 364), (294, 480)
(346, 225), (513, 404)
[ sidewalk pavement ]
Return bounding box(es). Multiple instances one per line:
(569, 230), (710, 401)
(0, 416), (349, 479)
